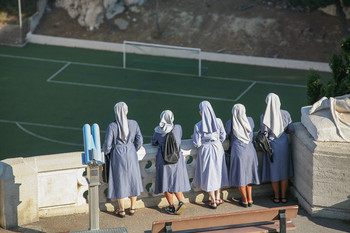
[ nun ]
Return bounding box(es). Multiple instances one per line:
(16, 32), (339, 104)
(102, 102), (143, 218)
(260, 93), (294, 204)
(151, 110), (191, 215)
(193, 101), (229, 209)
(225, 104), (260, 207)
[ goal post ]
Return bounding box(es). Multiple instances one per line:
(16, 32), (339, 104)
(123, 41), (202, 76)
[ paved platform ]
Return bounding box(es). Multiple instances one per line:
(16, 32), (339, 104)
(1, 196), (350, 233)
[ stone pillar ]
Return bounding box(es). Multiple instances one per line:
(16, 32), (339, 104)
(292, 122), (350, 220)
(0, 162), (19, 229)
(0, 158), (38, 229)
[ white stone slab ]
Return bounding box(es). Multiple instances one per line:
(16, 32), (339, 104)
(301, 106), (346, 142)
(38, 168), (86, 208)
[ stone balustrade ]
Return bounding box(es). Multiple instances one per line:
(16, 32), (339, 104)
(0, 138), (271, 229)
(1, 123), (350, 230)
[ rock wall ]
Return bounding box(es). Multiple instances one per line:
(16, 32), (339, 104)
(319, 4), (350, 19)
(29, 0), (48, 33)
(55, 0), (146, 30)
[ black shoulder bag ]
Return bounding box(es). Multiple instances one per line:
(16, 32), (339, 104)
(254, 130), (274, 162)
(224, 121), (232, 173)
(163, 130), (180, 164)
(102, 152), (110, 183)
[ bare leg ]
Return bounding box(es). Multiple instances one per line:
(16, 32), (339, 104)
(209, 191), (216, 202)
(129, 196), (137, 210)
(247, 184), (253, 203)
(238, 186), (248, 204)
(174, 192), (186, 215)
(215, 189), (223, 205)
(280, 180), (289, 202)
(164, 192), (176, 214)
(215, 189), (221, 201)
(271, 181), (280, 203)
(117, 198), (124, 211)
(174, 192), (184, 203)
(117, 198), (126, 217)
(164, 192), (174, 206)
(208, 191), (217, 208)
(271, 181), (280, 198)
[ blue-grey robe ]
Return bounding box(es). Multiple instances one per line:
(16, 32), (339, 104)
(102, 120), (143, 199)
(193, 118), (229, 192)
(151, 124), (191, 194)
(225, 118), (260, 187)
(260, 110), (294, 182)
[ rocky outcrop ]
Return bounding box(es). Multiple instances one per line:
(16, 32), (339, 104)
(55, 0), (145, 30)
(319, 4), (350, 19)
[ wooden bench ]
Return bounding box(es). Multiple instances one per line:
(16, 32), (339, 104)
(151, 205), (298, 233)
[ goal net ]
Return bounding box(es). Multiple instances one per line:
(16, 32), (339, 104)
(123, 41), (202, 76)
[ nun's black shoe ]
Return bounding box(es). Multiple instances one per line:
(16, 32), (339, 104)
(129, 208), (136, 216)
(271, 195), (280, 204)
(209, 201), (217, 209)
(116, 210), (126, 218)
(240, 202), (248, 208)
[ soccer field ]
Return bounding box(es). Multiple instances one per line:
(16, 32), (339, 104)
(0, 43), (331, 160)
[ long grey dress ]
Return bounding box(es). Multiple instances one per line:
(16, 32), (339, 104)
(151, 124), (191, 194)
(193, 118), (229, 192)
(102, 120), (143, 199)
(260, 110), (294, 182)
(225, 118), (260, 187)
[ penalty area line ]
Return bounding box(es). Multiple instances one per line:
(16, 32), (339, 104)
(49, 80), (236, 102)
(47, 62), (71, 82)
(234, 81), (257, 102)
(1, 54), (306, 88)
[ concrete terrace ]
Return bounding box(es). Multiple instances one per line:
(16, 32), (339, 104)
(2, 196), (350, 233)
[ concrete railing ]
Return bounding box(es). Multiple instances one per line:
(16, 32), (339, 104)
(0, 138), (271, 229)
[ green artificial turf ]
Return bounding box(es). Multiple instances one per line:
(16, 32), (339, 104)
(0, 43), (332, 159)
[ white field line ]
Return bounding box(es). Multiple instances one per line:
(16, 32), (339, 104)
(0, 54), (68, 64)
(26, 33), (331, 72)
(0, 119), (83, 130)
(127, 67), (306, 88)
(47, 62), (71, 82)
(0, 54), (306, 88)
(15, 122), (83, 146)
(49, 80), (236, 102)
(234, 81), (257, 102)
(0, 119), (152, 144)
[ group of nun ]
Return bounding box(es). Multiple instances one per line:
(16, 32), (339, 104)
(101, 93), (294, 217)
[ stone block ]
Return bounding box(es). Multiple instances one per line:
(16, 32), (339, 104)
(292, 122), (350, 220)
(38, 168), (87, 208)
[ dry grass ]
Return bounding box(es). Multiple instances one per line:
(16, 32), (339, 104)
(0, 11), (18, 29)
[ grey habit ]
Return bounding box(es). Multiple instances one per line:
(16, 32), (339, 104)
(102, 102), (143, 199)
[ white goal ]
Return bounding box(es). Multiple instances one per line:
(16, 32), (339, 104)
(123, 41), (202, 76)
